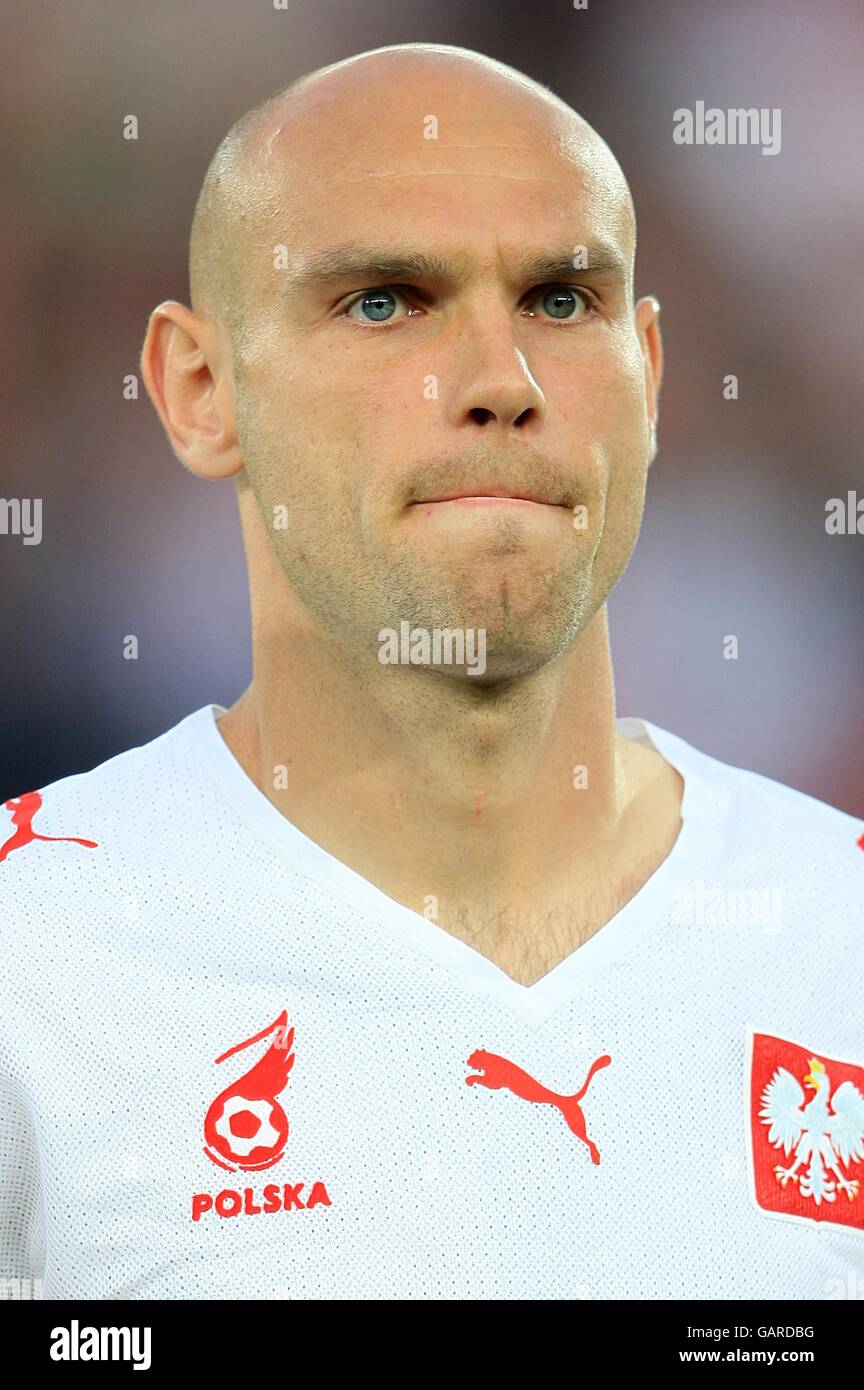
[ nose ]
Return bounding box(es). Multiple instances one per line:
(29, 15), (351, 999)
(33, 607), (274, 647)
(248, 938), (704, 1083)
(446, 316), (547, 432)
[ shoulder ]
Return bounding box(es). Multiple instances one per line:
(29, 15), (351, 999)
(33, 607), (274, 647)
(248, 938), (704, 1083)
(651, 721), (864, 917)
(0, 705), (225, 1078)
(0, 704), (219, 900)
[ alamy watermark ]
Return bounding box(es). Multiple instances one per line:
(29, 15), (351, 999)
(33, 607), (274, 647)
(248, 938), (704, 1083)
(825, 491), (864, 534)
(0, 1275), (43, 1298)
(0, 497), (42, 545)
(672, 879), (783, 934)
(673, 102), (781, 156)
(378, 621), (486, 675)
(50, 1321), (151, 1370)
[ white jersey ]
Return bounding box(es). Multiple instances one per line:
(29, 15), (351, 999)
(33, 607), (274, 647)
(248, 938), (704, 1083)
(1, 703), (863, 1301)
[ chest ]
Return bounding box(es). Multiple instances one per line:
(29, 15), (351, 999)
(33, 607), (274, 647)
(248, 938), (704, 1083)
(28, 984), (862, 1299)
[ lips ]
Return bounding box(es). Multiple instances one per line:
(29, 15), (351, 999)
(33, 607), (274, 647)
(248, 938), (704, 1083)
(413, 487), (561, 506)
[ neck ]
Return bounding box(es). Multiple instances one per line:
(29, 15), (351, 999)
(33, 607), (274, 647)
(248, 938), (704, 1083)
(217, 601), (669, 924)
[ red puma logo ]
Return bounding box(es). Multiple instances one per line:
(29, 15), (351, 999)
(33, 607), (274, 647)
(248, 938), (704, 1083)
(0, 791), (98, 864)
(466, 1048), (611, 1164)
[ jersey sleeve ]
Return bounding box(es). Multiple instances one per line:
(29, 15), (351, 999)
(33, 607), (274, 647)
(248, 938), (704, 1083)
(0, 1074), (46, 1298)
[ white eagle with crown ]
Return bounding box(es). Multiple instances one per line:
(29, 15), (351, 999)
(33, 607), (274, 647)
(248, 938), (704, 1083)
(759, 1055), (864, 1205)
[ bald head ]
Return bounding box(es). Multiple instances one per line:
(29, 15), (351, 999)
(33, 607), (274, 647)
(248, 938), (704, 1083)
(188, 43), (636, 359)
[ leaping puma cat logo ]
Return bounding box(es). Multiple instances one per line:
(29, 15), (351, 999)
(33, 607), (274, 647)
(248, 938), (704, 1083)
(465, 1048), (611, 1164)
(0, 791), (98, 864)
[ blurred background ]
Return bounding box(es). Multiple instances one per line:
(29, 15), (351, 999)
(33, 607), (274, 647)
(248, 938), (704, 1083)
(1, 0), (862, 814)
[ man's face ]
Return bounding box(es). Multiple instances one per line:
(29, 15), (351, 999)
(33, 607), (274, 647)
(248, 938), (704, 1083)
(230, 69), (657, 680)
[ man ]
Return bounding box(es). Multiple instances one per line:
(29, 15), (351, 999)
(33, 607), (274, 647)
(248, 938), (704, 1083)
(1, 43), (862, 1301)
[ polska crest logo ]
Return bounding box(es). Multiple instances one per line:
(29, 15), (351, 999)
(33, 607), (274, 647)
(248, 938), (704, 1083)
(203, 1011), (295, 1172)
(746, 1028), (864, 1234)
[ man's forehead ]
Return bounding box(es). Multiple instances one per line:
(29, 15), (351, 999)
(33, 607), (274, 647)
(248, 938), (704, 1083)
(226, 57), (636, 308)
(260, 95), (619, 193)
(247, 56), (631, 214)
(256, 122), (633, 258)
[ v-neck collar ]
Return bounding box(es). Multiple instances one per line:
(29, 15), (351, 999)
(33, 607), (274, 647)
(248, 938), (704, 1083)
(183, 702), (716, 1030)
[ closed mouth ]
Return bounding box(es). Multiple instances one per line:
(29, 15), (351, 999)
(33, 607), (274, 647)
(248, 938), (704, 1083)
(412, 488), (562, 506)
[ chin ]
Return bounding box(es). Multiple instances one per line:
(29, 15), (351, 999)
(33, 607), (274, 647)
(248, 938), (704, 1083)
(444, 634), (578, 687)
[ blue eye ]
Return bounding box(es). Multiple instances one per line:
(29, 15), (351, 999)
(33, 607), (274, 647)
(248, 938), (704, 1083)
(534, 286), (587, 320)
(348, 289), (400, 323)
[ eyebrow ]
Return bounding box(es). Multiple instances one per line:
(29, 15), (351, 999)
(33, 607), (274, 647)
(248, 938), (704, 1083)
(283, 242), (629, 297)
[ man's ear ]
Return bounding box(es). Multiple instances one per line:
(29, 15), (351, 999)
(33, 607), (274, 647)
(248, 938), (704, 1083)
(634, 296), (663, 465)
(140, 300), (243, 479)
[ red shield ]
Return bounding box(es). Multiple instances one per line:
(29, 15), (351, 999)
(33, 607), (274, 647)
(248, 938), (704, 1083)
(746, 1028), (864, 1234)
